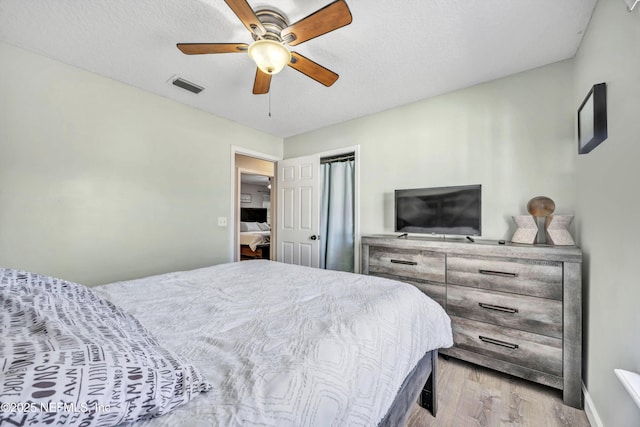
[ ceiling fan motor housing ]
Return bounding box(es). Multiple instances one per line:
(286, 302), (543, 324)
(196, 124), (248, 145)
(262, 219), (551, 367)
(252, 10), (290, 43)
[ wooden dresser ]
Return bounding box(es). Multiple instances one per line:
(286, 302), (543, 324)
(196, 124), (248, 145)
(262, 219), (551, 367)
(361, 235), (583, 408)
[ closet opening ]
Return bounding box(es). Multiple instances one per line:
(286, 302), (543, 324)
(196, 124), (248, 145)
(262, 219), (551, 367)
(320, 152), (356, 272)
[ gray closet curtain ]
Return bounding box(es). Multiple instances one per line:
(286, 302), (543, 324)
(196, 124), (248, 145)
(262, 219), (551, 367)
(320, 157), (355, 272)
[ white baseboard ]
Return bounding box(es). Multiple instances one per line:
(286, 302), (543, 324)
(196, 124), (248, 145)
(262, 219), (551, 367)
(583, 382), (604, 427)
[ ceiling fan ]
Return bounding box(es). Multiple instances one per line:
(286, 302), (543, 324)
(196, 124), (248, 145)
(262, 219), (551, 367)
(177, 0), (352, 94)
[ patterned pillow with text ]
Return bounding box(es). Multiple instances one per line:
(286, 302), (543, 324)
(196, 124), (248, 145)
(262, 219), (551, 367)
(0, 268), (211, 426)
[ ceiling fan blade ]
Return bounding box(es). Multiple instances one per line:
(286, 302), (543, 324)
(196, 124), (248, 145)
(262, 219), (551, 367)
(281, 0), (352, 46)
(177, 43), (248, 55)
(253, 68), (272, 94)
(288, 52), (339, 87)
(224, 0), (266, 36)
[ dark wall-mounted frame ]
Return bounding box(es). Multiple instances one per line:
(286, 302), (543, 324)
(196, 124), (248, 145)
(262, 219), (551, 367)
(578, 82), (607, 154)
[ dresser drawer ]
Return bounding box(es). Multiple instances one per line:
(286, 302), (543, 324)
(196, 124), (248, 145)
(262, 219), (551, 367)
(450, 316), (562, 376)
(406, 280), (446, 308)
(370, 272), (446, 308)
(447, 285), (562, 338)
(447, 256), (563, 300)
(368, 246), (445, 283)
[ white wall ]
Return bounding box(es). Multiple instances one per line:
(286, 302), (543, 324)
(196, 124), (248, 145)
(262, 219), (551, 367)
(574, 0), (640, 425)
(285, 60), (576, 241)
(240, 183), (270, 209)
(0, 42), (282, 286)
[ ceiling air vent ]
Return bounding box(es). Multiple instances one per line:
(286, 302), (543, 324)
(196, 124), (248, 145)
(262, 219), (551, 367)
(171, 77), (204, 94)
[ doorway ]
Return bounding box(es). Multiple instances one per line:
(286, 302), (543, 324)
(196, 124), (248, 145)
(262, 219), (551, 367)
(239, 173), (272, 261)
(233, 151), (277, 262)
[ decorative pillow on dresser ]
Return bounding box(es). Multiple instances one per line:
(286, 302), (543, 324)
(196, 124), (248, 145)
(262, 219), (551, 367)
(0, 268), (211, 426)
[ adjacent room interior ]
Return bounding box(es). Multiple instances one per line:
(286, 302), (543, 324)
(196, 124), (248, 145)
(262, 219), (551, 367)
(1, 0), (639, 426)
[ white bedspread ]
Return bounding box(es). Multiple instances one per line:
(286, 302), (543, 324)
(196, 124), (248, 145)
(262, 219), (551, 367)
(240, 231), (270, 251)
(95, 260), (452, 427)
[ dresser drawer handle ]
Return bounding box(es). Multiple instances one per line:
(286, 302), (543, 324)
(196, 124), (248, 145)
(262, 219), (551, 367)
(478, 303), (519, 314)
(390, 259), (418, 266)
(478, 269), (518, 278)
(479, 335), (519, 350)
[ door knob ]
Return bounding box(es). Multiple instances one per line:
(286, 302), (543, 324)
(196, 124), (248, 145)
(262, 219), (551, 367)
(310, 235), (318, 240)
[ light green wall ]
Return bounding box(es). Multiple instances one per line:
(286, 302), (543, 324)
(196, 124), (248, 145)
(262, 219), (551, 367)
(285, 60), (576, 241)
(0, 42), (282, 286)
(284, 1), (640, 423)
(574, 0), (640, 425)
(3, 3), (639, 421)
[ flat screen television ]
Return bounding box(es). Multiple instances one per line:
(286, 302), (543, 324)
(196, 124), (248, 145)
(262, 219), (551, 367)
(395, 185), (481, 236)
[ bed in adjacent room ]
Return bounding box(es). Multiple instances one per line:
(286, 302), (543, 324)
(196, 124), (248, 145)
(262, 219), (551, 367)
(0, 260), (452, 426)
(240, 208), (271, 260)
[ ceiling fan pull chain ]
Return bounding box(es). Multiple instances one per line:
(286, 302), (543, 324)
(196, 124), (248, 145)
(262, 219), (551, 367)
(269, 90), (272, 117)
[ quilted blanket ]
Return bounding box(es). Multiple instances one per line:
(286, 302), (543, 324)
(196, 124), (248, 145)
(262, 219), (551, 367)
(95, 260), (452, 426)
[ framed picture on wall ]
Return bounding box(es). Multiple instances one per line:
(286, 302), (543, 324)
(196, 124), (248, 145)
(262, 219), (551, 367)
(578, 82), (607, 154)
(240, 193), (252, 203)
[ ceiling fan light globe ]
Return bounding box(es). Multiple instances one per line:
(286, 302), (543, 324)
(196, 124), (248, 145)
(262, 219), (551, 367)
(248, 39), (291, 75)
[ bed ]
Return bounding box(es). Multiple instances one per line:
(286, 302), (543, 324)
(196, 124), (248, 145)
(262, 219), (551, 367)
(240, 208), (271, 260)
(0, 260), (452, 426)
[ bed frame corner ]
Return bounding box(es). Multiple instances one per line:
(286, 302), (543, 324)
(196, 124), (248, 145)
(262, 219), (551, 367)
(419, 350), (438, 416)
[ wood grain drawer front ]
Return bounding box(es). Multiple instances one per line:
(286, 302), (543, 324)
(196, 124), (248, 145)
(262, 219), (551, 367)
(406, 280), (446, 308)
(368, 246), (446, 283)
(447, 256), (563, 300)
(450, 316), (562, 376)
(447, 285), (562, 338)
(369, 272), (446, 308)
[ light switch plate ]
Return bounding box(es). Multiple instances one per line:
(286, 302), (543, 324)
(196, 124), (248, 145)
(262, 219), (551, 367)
(217, 217), (227, 227)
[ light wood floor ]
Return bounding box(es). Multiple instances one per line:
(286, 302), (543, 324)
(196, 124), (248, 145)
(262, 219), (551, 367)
(407, 356), (591, 427)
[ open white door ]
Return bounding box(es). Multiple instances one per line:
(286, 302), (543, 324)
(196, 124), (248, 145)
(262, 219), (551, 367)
(276, 154), (320, 267)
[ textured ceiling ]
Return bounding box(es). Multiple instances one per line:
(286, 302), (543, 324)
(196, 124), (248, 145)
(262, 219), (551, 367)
(0, 0), (597, 138)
